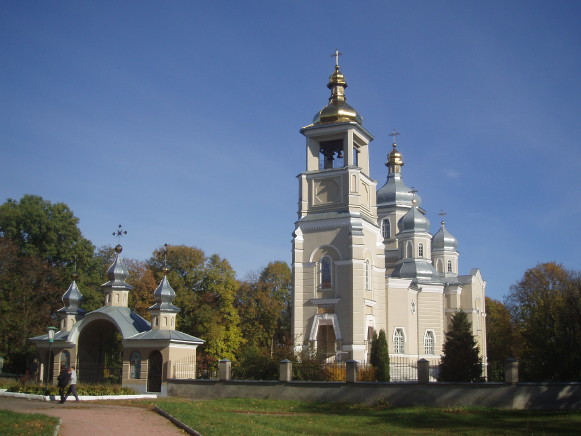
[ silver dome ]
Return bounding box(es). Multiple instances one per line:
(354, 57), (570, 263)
(398, 205), (430, 233)
(377, 174), (422, 208)
(432, 222), (458, 251)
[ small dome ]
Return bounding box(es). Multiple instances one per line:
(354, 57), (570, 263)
(432, 222), (458, 251)
(149, 276), (180, 313)
(398, 204), (430, 233)
(312, 66), (363, 126)
(377, 177), (421, 207)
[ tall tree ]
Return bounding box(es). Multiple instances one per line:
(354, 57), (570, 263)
(485, 297), (516, 362)
(0, 195), (94, 270)
(149, 246), (243, 362)
(370, 329), (390, 382)
(236, 261), (292, 355)
(439, 311), (482, 382)
(0, 195), (97, 372)
(505, 263), (581, 381)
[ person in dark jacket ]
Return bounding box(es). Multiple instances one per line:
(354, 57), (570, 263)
(57, 366), (70, 403)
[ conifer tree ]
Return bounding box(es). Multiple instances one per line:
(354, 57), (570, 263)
(370, 329), (390, 382)
(439, 310), (482, 382)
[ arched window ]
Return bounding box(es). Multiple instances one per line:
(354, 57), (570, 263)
(418, 243), (424, 258)
(394, 328), (405, 354)
(320, 256), (332, 289)
(61, 350), (70, 369)
(447, 260), (453, 273)
(424, 331), (435, 355)
(130, 351), (142, 379)
(365, 259), (371, 291)
(382, 218), (391, 239)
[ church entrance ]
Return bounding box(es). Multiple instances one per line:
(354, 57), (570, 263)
(77, 319), (123, 383)
(147, 351), (163, 392)
(317, 325), (336, 361)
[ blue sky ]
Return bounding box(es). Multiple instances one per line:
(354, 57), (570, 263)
(2, 1), (580, 301)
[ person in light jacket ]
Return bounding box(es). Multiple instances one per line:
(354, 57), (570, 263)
(64, 366), (79, 402)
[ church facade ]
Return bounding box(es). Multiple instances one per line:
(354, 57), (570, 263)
(291, 61), (487, 374)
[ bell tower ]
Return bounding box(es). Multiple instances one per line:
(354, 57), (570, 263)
(292, 53), (385, 362)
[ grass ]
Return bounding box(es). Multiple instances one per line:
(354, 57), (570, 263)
(0, 409), (59, 436)
(153, 397), (581, 436)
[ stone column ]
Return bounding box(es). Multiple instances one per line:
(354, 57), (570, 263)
(346, 360), (358, 383)
(219, 359), (231, 381)
(279, 359), (292, 382)
(504, 358), (518, 384)
(417, 358), (430, 384)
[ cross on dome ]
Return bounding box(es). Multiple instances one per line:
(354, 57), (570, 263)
(331, 49), (343, 67)
(389, 128), (400, 145)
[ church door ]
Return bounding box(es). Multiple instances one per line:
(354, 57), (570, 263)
(147, 351), (163, 392)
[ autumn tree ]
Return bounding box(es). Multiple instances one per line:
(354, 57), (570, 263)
(484, 297), (517, 381)
(439, 311), (482, 382)
(505, 263), (581, 381)
(149, 245), (243, 362)
(236, 261), (292, 355)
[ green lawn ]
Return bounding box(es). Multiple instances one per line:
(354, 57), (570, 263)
(154, 398), (581, 436)
(0, 409), (59, 436)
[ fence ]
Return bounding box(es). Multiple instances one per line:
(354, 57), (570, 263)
(173, 355), (197, 380)
(389, 356), (440, 382)
(192, 356), (442, 382)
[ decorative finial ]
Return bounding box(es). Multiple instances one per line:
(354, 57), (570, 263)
(72, 258), (79, 281)
(112, 225), (127, 253)
(162, 243), (170, 276)
(409, 187), (418, 205)
(331, 49), (343, 68)
(389, 128), (400, 147)
(438, 210), (447, 225)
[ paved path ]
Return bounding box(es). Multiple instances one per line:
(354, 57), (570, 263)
(0, 397), (187, 435)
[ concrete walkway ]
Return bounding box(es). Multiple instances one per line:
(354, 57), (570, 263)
(0, 397), (187, 435)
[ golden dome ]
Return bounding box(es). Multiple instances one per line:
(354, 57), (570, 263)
(312, 65), (363, 126)
(387, 143), (404, 169)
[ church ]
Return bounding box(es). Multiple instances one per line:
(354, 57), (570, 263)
(291, 57), (487, 374)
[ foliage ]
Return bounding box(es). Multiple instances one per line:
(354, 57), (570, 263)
(124, 258), (157, 319)
(370, 329), (390, 382)
(149, 246), (243, 362)
(0, 195), (94, 268)
(232, 345), (280, 380)
(0, 195), (99, 373)
(439, 311), (482, 382)
(0, 409), (59, 436)
(505, 262), (581, 381)
(485, 297), (516, 362)
(235, 261), (292, 358)
(154, 398), (581, 436)
(5, 382), (136, 395)
(103, 331), (124, 383)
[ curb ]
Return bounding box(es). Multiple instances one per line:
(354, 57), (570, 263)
(0, 391), (158, 402)
(53, 418), (62, 436)
(153, 406), (203, 436)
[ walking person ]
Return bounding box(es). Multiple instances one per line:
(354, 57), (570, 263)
(57, 366), (70, 403)
(64, 365), (80, 402)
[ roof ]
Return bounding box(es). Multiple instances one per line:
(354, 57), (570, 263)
(127, 329), (204, 344)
